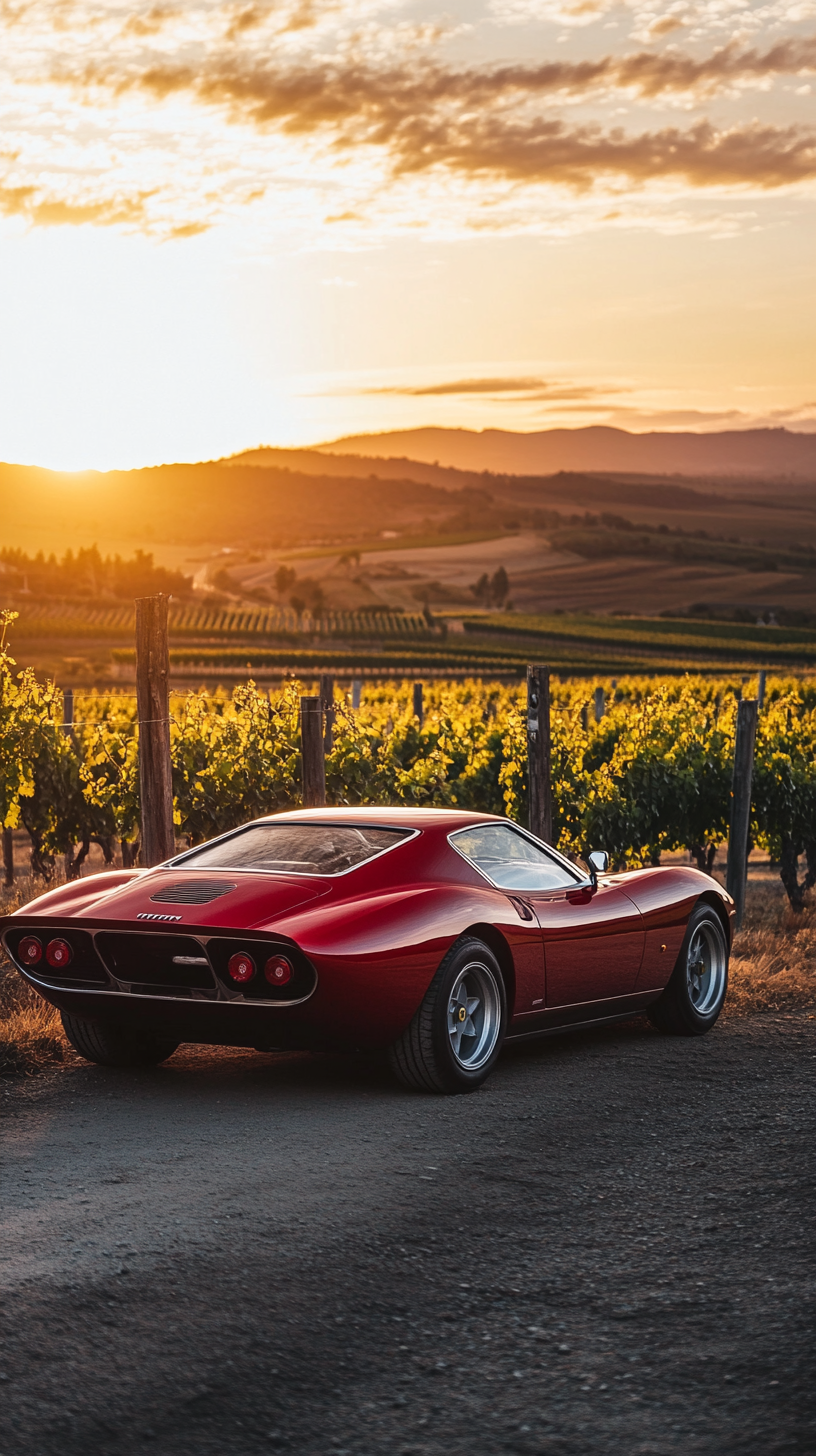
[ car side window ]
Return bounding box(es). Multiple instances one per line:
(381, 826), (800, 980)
(451, 824), (580, 891)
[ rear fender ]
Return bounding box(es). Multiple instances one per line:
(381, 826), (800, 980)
(269, 883), (519, 1044)
(1, 870), (146, 926)
(462, 922), (517, 1018)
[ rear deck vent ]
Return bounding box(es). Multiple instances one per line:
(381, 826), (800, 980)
(150, 881), (236, 905)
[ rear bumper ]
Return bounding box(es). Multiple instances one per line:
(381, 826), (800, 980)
(25, 979), (337, 1051)
(1, 914), (444, 1051)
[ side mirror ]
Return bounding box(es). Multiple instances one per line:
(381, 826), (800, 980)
(588, 849), (609, 887)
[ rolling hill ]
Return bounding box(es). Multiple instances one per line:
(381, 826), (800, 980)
(317, 426), (816, 481)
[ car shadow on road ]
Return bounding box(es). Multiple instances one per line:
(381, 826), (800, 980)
(48, 1011), (665, 1107)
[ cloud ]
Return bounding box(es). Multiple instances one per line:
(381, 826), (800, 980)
(94, 52), (816, 192)
(122, 5), (175, 38)
(114, 34), (816, 122)
(600, 404), (816, 430)
(222, 0), (335, 40)
(7, 9), (816, 239)
(490, 0), (816, 37)
(0, 181), (199, 231)
(168, 219), (210, 237)
(0, 184), (155, 227)
(362, 376), (623, 398)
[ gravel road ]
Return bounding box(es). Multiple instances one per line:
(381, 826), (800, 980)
(1, 1014), (814, 1456)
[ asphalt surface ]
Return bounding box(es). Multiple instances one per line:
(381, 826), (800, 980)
(1, 1014), (814, 1456)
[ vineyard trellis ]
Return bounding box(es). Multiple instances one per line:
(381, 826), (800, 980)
(13, 600), (434, 640)
(1, 610), (814, 910)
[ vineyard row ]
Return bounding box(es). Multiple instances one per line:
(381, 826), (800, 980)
(10, 602), (433, 639)
(1, 615), (814, 912)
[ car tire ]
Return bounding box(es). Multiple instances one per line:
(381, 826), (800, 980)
(388, 936), (507, 1094)
(61, 1012), (180, 1068)
(647, 902), (729, 1037)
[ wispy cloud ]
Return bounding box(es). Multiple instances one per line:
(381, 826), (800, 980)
(0, 184), (154, 227)
(67, 45), (816, 195)
(360, 376), (624, 398)
(89, 33), (816, 116)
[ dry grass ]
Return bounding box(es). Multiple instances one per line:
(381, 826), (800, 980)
(1, 861), (813, 1076)
(0, 993), (68, 1076)
(0, 879), (72, 1077)
(727, 876), (816, 1015)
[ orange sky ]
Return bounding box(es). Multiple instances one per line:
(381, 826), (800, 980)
(1, 0), (815, 468)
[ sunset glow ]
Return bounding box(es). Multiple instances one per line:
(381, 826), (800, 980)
(1, 0), (815, 467)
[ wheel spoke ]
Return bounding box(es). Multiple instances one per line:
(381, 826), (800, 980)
(683, 918), (727, 1016)
(445, 961), (502, 1071)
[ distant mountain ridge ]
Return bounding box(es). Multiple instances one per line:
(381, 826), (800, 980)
(315, 425), (816, 480)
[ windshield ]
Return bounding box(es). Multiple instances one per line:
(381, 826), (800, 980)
(174, 823), (411, 876)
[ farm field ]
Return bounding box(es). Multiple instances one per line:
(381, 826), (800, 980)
(6, 597), (816, 687)
(2, 452), (816, 627)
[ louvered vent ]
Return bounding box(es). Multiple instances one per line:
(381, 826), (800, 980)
(150, 881), (237, 905)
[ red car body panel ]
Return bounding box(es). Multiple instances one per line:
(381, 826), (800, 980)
(0, 807), (735, 1055)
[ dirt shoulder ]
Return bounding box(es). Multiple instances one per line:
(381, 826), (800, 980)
(1, 1013), (814, 1456)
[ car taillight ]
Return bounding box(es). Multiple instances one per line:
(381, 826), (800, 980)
(228, 952), (256, 983)
(19, 935), (43, 965)
(46, 937), (73, 968)
(264, 955), (293, 987)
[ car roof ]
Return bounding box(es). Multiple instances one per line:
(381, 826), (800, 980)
(253, 807), (505, 829)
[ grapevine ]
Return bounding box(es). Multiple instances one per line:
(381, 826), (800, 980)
(0, 623), (812, 911)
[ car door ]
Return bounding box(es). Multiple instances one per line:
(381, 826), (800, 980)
(449, 822), (644, 1012)
(524, 883), (645, 1008)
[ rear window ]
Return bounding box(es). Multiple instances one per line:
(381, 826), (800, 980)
(173, 823), (411, 877)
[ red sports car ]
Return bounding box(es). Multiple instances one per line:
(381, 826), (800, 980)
(1, 808), (735, 1093)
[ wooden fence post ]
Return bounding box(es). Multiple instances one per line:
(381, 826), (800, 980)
(136, 594), (175, 866)
(351, 679), (362, 710)
(301, 695), (326, 807)
(2, 826), (13, 887)
(412, 681), (424, 726)
(319, 673), (335, 751)
(726, 697), (758, 929)
(758, 669), (767, 709)
(527, 664), (553, 844)
(594, 685), (605, 722)
(62, 688), (74, 734)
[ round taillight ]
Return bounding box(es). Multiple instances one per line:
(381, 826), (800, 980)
(264, 955), (293, 988)
(228, 952), (256, 984)
(46, 937), (73, 969)
(19, 935), (43, 965)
